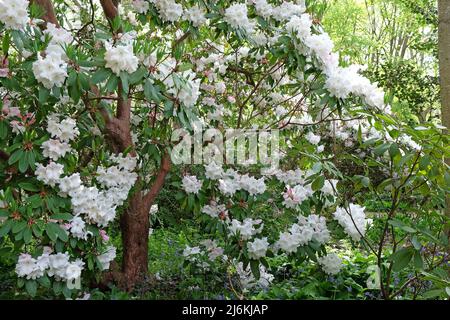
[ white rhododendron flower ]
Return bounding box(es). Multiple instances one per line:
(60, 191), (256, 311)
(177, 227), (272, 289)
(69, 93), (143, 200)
(318, 253), (343, 275)
(132, 0), (149, 14)
(35, 162), (64, 187)
(184, 5), (207, 27)
(105, 43), (139, 76)
(224, 3), (255, 34)
(41, 139), (72, 160)
(32, 53), (68, 89)
(333, 203), (369, 241)
(97, 246), (117, 271)
(152, 0), (183, 22)
(0, 0), (29, 30)
(182, 175), (202, 194)
(247, 237), (269, 260)
(282, 184), (313, 209)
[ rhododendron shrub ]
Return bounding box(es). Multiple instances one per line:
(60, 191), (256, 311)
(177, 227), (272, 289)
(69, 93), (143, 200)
(0, 0), (448, 299)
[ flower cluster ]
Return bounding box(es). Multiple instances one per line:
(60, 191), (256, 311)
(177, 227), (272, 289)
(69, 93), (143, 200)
(236, 261), (274, 291)
(41, 114), (78, 161)
(201, 201), (228, 220)
(275, 214), (330, 254)
(217, 170), (266, 196)
(282, 184), (313, 209)
(151, 0), (183, 23)
(182, 175), (203, 194)
(32, 53), (68, 89)
(228, 218), (263, 240)
(0, 0), (29, 30)
(333, 203), (369, 241)
(132, 0), (149, 14)
(247, 237), (269, 260)
(16, 248), (84, 281)
(224, 3), (255, 34)
(47, 113), (79, 142)
(104, 42), (139, 76)
(184, 5), (207, 27)
(97, 246), (117, 270)
(317, 253), (342, 275)
(32, 23), (73, 89)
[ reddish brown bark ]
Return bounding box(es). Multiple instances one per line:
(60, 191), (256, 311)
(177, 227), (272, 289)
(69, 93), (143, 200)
(31, 0), (59, 27)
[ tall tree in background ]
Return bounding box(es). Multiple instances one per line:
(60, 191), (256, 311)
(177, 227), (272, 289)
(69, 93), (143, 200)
(438, 0), (450, 235)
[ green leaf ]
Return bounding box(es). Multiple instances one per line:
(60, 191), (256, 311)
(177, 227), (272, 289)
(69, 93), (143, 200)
(47, 222), (68, 242)
(128, 67), (147, 85)
(23, 227), (32, 244)
(419, 155), (431, 170)
(18, 153), (29, 173)
(0, 220), (13, 237)
(8, 149), (24, 165)
(120, 72), (129, 95)
(25, 280), (37, 297)
(144, 79), (162, 103)
(311, 176), (325, 192)
(19, 182), (40, 192)
(389, 247), (414, 272)
(45, 223), (57, 242)
(0, 120), (8, 139)
(422, 289), (444, 299)
(373, 143), (390, 156)
(2, 31), (10, 54)
(411, 236), (421, 250)
(37, 275), (51, 288)
(250, 260), (260, 280)
(91, 68), (112, 84)
(12, 221), (27, 234)
(38, 86), (50, 104)
(105, 73), (119, 92)
(50, 212), (73, 221)
(413, 252), (423, 270)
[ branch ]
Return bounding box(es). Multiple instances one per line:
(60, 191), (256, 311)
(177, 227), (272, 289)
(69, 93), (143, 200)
(0, 150), (9, 161)
(31, 0), (59, 27)
(99, 0), (119, 22)
(143, 151), (171, 205)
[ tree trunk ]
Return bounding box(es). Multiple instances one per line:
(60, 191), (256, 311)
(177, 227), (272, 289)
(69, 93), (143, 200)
(438, 0), (450, 237)
(120, 193), (151, 291)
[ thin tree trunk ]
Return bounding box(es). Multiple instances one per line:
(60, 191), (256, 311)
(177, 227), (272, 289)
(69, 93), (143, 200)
(438, 0), (450, 236)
